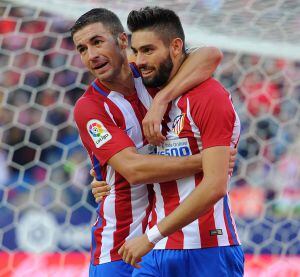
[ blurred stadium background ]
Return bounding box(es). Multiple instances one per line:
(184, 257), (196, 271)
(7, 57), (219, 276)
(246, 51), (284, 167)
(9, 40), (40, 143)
(0, 0), (299, 276)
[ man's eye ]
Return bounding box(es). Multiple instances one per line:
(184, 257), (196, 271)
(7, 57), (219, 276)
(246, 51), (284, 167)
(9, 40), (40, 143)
(144, 48), (153, 54)
(78, 47), (86, 53)
(94, 40), (103, 45)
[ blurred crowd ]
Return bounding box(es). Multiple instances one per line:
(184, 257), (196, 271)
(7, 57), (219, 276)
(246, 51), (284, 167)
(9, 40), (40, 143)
(0, 4), (299, 255)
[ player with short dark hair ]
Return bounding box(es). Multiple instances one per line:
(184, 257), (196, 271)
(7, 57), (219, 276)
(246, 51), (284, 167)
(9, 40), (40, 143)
(118, 7), (244, 276)
(71, 8), (124, 39)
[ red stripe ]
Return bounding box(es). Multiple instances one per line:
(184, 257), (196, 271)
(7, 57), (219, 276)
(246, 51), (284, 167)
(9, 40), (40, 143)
(110, 173), (133, 259)
(142, 184), (154, 231)
(160, 181), (184, 248)
(148, 193), (157, 229)
(198, 207), (218, 247)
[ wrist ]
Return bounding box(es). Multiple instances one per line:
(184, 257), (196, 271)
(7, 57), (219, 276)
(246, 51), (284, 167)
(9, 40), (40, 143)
(146, 225), (164, 245)
(154, 90), (172, 104)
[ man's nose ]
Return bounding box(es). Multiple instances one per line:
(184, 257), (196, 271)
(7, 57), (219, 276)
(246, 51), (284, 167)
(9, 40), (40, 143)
(87, 46), (99, 61)
(135, 53), (146, 67)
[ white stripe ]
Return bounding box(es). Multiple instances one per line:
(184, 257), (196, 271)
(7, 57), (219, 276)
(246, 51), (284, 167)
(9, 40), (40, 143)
(213, 197), (230, 246)
(134, 77), (153, 110)
(153, 183), (167, 249)
(99, 170), (116, 263)
(127, 184), (150, 240)
(177, 177), (202, 248)
(108, 92), (143, 148)
(104, 103), (117, 125)
(186, 98), (202, 150)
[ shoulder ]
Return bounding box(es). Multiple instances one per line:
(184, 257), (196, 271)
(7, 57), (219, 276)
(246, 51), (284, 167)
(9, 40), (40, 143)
(188, 78), (228, 99)
(74, 91), (105, 122)
(181, 78), (232, 110)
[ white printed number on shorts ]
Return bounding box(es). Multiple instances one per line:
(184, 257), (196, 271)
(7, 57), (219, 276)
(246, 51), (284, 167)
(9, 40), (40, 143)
(87, 119), (112, 148)
(157, 138), (191, 157)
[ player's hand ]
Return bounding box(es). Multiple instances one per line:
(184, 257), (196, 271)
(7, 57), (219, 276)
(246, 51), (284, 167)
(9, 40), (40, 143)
(90, 169), (110, 203)
(142, 97), (166, 146)
(229, 148), (237, 174)
(118, 234), (154, 268)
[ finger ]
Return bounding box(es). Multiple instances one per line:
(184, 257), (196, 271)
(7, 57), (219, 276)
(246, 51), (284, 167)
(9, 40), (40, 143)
(124, 252), (132, 264)
(148, 138), (159, 146)
(91, 181), (109, 189)
(92, 186), (110, 194)
(94, 192), (110, 200)
(118, 245), (124, 256)
(153, 122), (163, 139)
(131, 257), (142, 269)
(90, 169), (96, 177)
(95, 196), (102, 203)
(148, 123), (155, 140)
(142, 120), (150, 141)
(130, 256), (138, 268)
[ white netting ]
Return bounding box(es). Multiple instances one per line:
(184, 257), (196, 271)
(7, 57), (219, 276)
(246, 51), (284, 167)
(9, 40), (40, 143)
(9, 0), (300, 60)
(0, 0), (300, 276)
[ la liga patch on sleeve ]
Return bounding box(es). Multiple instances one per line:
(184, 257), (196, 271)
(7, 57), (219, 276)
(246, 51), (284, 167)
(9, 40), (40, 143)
(87, 119), (112, 148)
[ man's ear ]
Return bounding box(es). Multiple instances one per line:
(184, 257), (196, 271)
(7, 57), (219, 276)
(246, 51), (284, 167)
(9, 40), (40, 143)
(117, 32), (128, 49)
(170, 38), (184, 58)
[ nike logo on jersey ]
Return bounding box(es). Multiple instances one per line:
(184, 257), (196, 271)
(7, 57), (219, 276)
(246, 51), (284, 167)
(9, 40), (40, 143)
(125, 126), (134, 133)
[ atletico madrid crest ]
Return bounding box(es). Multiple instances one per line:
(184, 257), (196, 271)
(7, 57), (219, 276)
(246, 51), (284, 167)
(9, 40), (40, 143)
(172, 113), (185, 135)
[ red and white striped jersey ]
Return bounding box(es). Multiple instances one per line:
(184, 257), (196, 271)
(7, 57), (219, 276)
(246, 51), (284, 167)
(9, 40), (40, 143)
(150, 78), (241, 249)
(74, 64), (154, 265)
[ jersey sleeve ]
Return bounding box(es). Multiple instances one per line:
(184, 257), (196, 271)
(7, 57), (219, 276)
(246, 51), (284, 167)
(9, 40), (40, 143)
(190, 84), (236, 149)
(74, 98), (135, 166)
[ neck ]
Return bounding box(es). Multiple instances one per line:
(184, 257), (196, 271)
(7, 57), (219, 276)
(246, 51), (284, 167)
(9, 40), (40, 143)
(101, 61), (136, 96)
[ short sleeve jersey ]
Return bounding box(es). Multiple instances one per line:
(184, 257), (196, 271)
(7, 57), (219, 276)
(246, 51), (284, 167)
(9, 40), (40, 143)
(74, 64), (154, 265)
(150, 78), (241, 250)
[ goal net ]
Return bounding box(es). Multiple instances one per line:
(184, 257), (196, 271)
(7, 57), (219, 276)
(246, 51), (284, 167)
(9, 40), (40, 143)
(0, 0), (299, 276)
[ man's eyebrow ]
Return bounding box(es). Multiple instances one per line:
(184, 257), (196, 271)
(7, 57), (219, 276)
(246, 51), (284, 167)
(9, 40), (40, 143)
(90, 35), (104, 42)
(131, 46), (137, 52)
(76, 35), (104, 50)
(131, 44), (154, 52)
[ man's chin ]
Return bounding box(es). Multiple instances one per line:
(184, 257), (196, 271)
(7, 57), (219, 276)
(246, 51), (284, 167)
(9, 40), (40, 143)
(142, 77), (156, 88)
(95, 71), (113, 82)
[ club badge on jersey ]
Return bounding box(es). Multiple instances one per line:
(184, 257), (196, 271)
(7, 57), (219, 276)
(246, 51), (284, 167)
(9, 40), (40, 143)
(172, 113), (185, 135)
(87, 119), (112, 148)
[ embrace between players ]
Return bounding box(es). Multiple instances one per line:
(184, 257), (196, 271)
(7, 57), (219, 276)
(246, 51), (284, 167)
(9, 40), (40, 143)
(71, 6), (244, 277)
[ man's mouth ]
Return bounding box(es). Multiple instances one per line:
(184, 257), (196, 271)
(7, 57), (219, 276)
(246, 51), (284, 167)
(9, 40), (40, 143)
(140, 68), (154, 77)
(93, 61), (109, 70)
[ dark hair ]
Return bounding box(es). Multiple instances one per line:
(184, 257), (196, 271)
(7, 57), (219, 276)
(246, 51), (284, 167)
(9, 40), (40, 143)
(127, 7), (185, 48)
(70, 8), (124, 38)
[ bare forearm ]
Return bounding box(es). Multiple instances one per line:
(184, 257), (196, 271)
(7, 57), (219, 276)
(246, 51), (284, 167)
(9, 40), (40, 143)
(157, 177), (226, 236)
(157, 47), (222, 103)
(126, 153), (202, 184)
